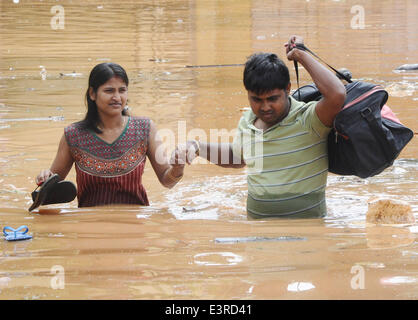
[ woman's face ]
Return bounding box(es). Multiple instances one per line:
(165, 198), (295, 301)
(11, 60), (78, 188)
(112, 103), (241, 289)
(90, 76), (128, 118)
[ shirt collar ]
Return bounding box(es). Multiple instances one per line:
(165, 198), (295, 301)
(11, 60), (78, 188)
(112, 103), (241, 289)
(245, 96), (296, 133)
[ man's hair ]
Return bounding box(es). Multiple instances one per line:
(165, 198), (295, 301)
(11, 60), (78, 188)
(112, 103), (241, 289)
(243, 53), (290, 95)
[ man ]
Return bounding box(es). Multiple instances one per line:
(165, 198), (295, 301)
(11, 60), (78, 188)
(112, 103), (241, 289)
(175, 35), (346, 218)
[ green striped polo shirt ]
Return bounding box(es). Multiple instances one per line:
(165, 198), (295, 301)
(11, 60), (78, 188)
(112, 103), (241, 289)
(232, 96), (331, 218)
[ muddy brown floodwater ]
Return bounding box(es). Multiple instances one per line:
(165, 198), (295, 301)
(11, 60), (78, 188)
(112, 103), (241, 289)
(0, 0), (417, 299)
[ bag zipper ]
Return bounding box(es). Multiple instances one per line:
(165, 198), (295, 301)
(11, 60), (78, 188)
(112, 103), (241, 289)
(334, 130), (348, 143)
(342, 85), (385, 110)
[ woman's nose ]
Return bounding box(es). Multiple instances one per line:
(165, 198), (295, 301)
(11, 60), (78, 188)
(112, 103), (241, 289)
(112, 92), (121, 101)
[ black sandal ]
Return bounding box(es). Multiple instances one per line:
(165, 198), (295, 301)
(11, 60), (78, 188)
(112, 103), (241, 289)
(28, 174), (62, 212)
(32, 180), (77, 207)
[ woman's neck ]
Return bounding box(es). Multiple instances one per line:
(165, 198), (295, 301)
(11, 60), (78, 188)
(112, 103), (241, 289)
(98, 114), (126, 131)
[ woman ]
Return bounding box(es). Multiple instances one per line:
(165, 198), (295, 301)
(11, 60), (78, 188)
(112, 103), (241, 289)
(35, 63), (185, 207)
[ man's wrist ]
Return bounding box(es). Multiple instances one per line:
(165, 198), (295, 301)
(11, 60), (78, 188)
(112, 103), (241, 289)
(292, 48), (308, 62)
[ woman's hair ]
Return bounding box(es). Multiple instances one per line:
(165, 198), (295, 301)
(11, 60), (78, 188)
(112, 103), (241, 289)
(243, 53), (290, 95)
(79, 62), (129, 133)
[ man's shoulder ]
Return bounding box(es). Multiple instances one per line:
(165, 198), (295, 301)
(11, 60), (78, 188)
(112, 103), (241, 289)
(289, 96), (331, 136)
(289, 96), (318, 114)
(237, 110), (255, 129)
(284, 96), (320, 125)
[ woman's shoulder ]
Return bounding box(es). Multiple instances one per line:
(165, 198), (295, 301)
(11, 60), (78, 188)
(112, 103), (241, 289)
(64, 121), (92, 147)
(64, 121), (87, 135)
(130, 115), (151, 122)
(127, 117), (152, 142)
(129, 116), (152, 129)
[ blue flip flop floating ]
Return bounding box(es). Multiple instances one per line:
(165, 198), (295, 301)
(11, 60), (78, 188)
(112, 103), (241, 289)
(3, 225), (32, 241)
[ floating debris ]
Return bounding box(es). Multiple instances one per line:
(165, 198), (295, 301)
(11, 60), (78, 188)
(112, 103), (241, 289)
(3, 184), (26, 195)
(395, 64), (418, 71)
(366, 198), (415, 224)
(287, 282), (315, 292)
(185, 63), (244, 68)
(385, 81), (416, 97)
(149, 58), (170, 63)
(59, 72), (83, 78)
(193, 252), (243, 266)
(39, 66), (47, 80)
(0, 116), (64, 123)
(215, 236), (307, 243)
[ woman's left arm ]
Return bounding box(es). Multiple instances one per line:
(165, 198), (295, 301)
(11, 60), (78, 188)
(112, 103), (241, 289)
(146, 120), (185, 188)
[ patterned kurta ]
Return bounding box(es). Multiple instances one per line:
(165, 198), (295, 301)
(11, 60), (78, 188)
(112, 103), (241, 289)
(64, 117), (150, 207)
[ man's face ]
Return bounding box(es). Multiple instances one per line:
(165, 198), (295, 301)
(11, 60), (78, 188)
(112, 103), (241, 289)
(247, 84), (291, 128)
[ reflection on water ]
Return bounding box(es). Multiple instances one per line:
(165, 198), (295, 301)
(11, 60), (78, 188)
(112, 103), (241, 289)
(0, 0), (417, 299)
(366, 225), (415, 250)
(193, 252), (243, 266)
(287, 282), (315, 292)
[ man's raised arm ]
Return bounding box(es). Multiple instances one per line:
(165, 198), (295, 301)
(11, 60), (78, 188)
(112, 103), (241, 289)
(286, 36), (346, 127)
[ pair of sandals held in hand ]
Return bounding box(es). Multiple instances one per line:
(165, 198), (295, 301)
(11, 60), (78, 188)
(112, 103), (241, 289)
(28, 174), (76, 212)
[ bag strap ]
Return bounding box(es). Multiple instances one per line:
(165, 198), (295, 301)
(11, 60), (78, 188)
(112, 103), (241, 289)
(292, 43), (353, 97)
(294, 60), (301, 101)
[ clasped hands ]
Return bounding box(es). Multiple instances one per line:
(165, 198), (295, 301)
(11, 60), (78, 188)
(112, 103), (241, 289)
(169, 140), (200, 168)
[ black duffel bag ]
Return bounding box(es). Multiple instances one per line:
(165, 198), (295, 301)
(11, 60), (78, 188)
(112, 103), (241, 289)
(291, 45), (414, 178)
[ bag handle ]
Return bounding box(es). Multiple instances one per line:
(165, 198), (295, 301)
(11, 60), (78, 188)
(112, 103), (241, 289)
(292, 44), (353, 97)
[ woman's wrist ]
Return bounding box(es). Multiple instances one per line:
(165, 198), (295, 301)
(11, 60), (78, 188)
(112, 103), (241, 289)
(191, 140), (200, 156)
(166, 165), (184, 182)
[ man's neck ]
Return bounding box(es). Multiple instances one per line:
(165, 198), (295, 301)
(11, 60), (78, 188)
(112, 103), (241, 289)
(254, 97), (291, 131)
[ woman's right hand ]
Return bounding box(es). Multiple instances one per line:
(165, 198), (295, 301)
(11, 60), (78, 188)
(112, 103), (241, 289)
(35, 169), (53, 186)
